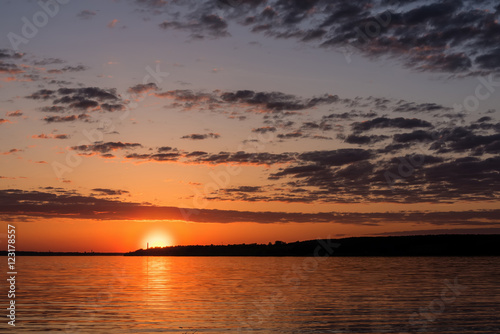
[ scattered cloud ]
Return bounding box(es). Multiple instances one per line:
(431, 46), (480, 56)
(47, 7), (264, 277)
(32, 133), (70, 140)
(77, 10), (97, 20)
(43, 114), (90, 123)
(107, 19), (119, 28)
(181, 133), (220, 140)
(5, 110), (23, 117)
(159, 14), (230, 39)
(71, 141), (142, 154)
(92, 188), (129, 196)
(1, 188), (498, 226)
(145, 0), (500, 76)
(27, 86), (125, 116)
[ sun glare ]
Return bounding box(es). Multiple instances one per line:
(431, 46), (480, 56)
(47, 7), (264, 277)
(142, 230), (174, 248)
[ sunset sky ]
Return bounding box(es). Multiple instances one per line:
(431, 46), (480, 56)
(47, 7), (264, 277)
(1, 0), (499, 252)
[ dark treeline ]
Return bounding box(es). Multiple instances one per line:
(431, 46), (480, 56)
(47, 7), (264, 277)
(2, 235), (499, 256)
(125, 234), (500, 257)
(0, 251), (123, 256)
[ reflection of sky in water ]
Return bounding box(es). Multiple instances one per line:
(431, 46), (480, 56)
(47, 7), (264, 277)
(12, 256), (500, 332)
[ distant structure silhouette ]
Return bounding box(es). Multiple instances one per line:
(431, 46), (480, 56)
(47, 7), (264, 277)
(125, 235), (500, 257)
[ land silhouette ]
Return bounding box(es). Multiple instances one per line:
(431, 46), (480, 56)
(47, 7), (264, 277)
(125, 234), (500, 257)
(3, 235), (499, 256)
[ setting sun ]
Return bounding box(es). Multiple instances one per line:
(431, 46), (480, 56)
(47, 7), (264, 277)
(143, 230), (174, 248)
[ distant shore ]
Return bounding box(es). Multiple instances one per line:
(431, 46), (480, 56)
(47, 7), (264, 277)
(4, 234), (498, 257)
(0, 251), (124, 256)
(125, 234), (500, 257)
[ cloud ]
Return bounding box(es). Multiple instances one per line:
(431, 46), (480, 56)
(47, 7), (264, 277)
(393, 102), (452, 113)
(159, 14), (229, 38)
(181, 133), (220, 140)
(298, 149), (373, 167)
(252, 126), (276, 133)
(107, 19), (119, 28)
(2, 149), (22, 155)
(124, 149), (296, 165)
(92, 188), (129, 196)
(77, 10), (97, 20)
(33, 58), (65, 66)
(43, 114), (90, 123)
(47, 65), (88, 74)
(155, 89), (339, 116)
(32, 133), (70, 139)
(352, 117), (433, 132)
(344, 134), (389, 144)
(28, 86), (125, 115)
(71, 142), (142, 154)
(127, 83), (159, 95)
(0, 63), (24, 74)
(0, 119), (12, 125)
(39, 106), (65, 113)
(5, 110), (23, 117)
(143, 0), (500, 76)
(26, 89), (56, 100)
(393, 130), (434, 143)
(0, 49), (24, 59)
(1, 188), (498, 225)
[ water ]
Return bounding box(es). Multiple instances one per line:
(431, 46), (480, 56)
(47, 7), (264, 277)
(2, 256), (499, 333)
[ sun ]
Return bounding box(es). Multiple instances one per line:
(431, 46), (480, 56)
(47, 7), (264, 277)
(142, 230), (174, 248)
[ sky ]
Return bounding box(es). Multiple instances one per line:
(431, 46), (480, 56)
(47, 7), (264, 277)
(0, 0), (499, 252)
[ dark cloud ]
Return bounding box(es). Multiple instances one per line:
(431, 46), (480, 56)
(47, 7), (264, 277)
(158, 146), (175, 153)
(55, 87), (119, 101)
(28, 86), (125, 115)
(220, 90), (338, 111)
(47, 65), (88, 74)
(252, 126), (277, 133)
(92, 188), (129, 196)
(101, 103), (125, 112)
(475, 48), (500, 70)
(127, 83), (159, 94)
(6, 110), (23, 117)
(159, 14), (230, 38)
(125, 149), (296, 165)
(156, 89), (339, 117)
(393, 130), (435, 143)
(26, 89), (56, 100)
(43, 114), (90, 123)
(143, 0), (500, 75)
(0, 49), (24, 59)
(126, 152), (183, 162)
(71, 142), (142, 154)
(344, 134), (388, 144)
(2, 188), (498, 225)
(40, 106), (65, 113)
(322, 111), (377, 121)
(32, 133), (70, 139)
(0, 63), (23, 75)
(33, 58), (65, 66)
(352, 117), (433, 132)
(77, 10), (97, 19)
(277, 131), (304, 139)
(298, 149), (373, 166)
(189, 151), (296, 165)
(181, 133), (220, 140)
(223, 186), (263, 193)
(393, 101), (452, 113)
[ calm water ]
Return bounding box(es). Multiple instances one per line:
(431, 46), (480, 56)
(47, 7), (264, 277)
(2, 256), (500, 333)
